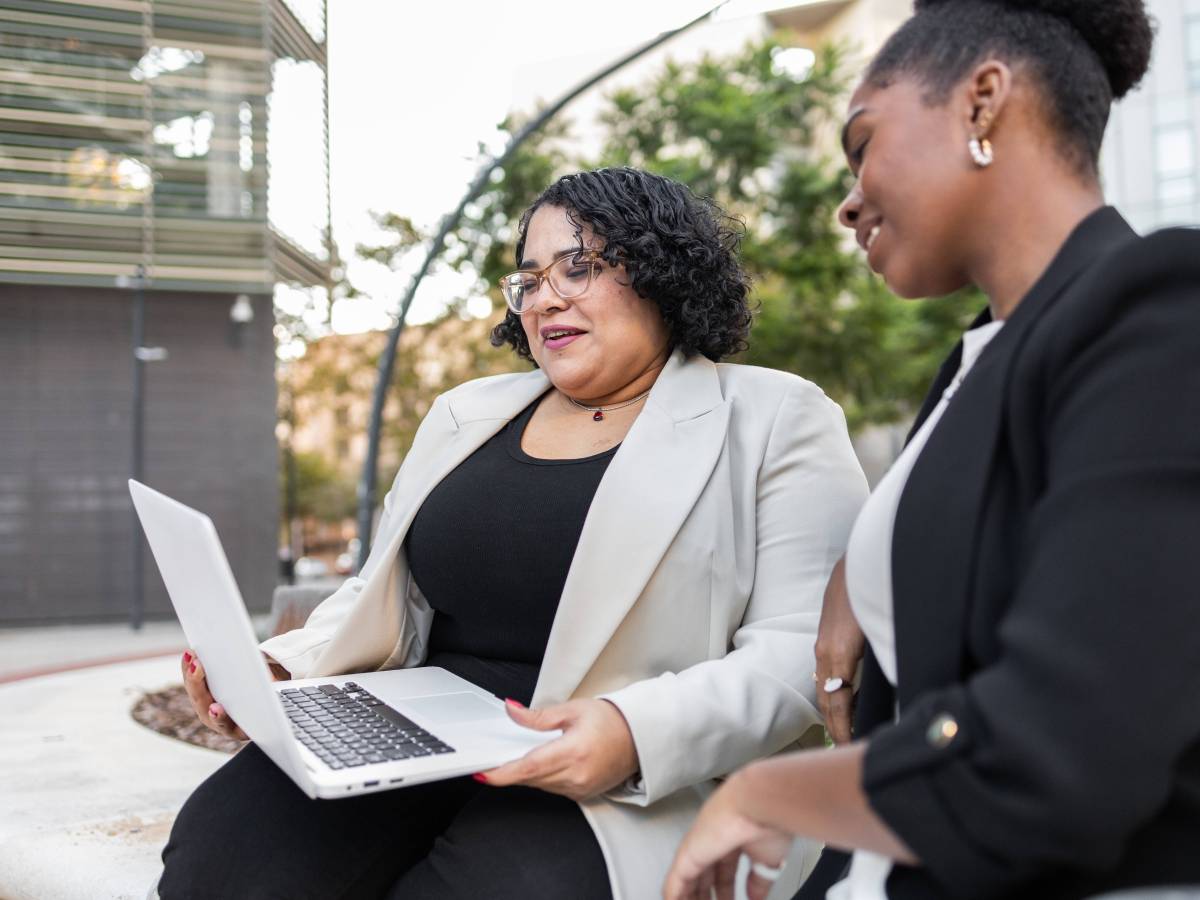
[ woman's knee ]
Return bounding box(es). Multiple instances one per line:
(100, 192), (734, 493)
(159, 745), (300, 896)
(393, 787), (611, 900)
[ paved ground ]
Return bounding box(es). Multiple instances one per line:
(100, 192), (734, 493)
(0, 620), (273, 900)
(0, 619), (797, 900)
(0, 654), (228, 900)
(0, 621), (188, 683)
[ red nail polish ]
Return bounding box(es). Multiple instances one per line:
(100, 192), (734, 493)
(472, 773), (488, 783)
(504, 698), (525, 709)
(182, 651), (192, 664)
(189, 661), (196, 674)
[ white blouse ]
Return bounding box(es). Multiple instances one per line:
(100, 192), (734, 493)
(832, 319), (1005, 899)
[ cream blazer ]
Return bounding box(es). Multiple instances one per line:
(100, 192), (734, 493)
(260, 351), (868, 899)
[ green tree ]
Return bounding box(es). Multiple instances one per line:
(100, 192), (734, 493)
(286, 449), (357, 522)
(325, 32), (980, 491)
(594, 38), (980, 429)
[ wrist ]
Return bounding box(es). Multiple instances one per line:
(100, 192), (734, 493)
(726, 759), (776, 827)
(600, 698), (641, 778)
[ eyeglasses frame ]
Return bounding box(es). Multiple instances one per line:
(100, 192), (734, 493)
(498, 249), (605, 314)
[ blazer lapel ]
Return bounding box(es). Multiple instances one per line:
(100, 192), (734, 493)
(310, 370), (549, 676)
(533, 353), (730, 705)
(383, 370), (552, 559)
(890, 208), (1137, 705)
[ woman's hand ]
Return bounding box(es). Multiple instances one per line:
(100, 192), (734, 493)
(180, 649), (289, 742)
(663, 770), (793, 900)
(813, 557), (864, 744)
(476, 698), (640, 801)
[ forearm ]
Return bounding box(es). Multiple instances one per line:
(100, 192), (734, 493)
(731, 743), (919, 864)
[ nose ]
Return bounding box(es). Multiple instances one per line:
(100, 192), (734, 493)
(837, 179), (862, 231)
(525, 281), (568, 315)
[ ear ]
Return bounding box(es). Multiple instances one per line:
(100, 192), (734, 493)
(960, 59), (1014, 139)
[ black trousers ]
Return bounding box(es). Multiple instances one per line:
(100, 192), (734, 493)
(159, 743), (612, 900)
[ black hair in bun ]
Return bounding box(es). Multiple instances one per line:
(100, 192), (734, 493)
(867, 0), (1155, 173)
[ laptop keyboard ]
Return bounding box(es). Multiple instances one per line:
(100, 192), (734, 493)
(279, 682), (456, 770)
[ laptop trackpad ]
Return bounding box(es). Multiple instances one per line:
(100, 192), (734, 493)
(400, 692), (504, 724)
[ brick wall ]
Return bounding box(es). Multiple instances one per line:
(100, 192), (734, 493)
(0, 284), (278, 624)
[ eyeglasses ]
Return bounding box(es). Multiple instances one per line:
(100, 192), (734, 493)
(498, 250), (604, 314)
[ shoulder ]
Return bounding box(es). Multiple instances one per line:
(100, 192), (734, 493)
(716, 362), (841, 415)
(1038, 225), (1200, 365)
(715, 363), (855, 456)
(1090, 225), (1200, 295)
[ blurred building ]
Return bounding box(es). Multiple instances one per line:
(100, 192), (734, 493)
(0, 0), (330, 624)
(1102, 0), (1200, 231)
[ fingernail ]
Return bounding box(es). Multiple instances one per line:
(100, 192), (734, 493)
(209, 704), (221, 718)
(504, 698), (525, 709)
(472, 773), (488, 783)
(182, 651), (192, 664)
(189, 661), (196, 674)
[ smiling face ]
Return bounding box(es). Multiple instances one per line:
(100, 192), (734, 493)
(518, 204), (671, 403)
(837, 77), (983, 299)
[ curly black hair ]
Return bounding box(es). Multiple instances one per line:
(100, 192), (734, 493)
(490, 167), (752, 363)
(866, 0), (1154, 174)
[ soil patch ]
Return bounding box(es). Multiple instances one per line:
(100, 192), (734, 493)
(130, 684), (242, 754)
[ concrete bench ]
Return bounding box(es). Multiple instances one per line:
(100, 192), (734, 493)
(266, 578), (345, 638)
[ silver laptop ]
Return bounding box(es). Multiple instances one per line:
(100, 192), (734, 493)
(129, 479), (556, 799)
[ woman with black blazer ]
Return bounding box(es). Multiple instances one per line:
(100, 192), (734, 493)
(665, 2), (1200, 898)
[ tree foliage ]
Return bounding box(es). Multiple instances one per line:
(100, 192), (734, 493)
(290, 34), (985, 525)
(593, 39), (980, 429)
(438, 36), (980, 430)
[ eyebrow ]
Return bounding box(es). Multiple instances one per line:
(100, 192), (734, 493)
(840, 107), (867, 158)
(519, 247), (584, 270)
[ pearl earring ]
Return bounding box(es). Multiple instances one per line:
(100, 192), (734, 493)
(969, 136), (994, 168)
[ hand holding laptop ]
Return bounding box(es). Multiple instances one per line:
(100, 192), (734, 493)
(181, 648), (289, 743)
(476, 696), (639, 801)
(131, 479), (559, 798)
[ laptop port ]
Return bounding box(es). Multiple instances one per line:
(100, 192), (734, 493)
(364, 780), (379, 787)
(389, 778), (405, 784)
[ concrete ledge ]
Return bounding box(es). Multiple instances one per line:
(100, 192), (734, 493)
(267, 579), (343, 637)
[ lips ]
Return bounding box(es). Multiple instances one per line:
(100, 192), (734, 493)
(857, 221), (881, 254)
(540, 325), (586, 351)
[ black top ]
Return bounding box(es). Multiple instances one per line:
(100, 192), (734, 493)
(404, 397), (618, 705)
(798, 208), (1200, 900)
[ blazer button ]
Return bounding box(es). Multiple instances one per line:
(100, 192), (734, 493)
(926, 713), (959, 748)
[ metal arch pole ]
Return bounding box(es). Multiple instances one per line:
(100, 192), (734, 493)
(355, 4), (728, 569)
(130, 267), (146, 630)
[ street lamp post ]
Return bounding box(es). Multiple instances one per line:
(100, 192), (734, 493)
(129, 265), (148, 631)
(125, 265), (167, 630)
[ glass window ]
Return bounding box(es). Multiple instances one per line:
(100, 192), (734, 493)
(1158, 173), (1196, 205)
(0, 0), (325, 291)
(1188, 18), (1200, 90)
(1156, 125), (1194, 177)
(267, 57), (329, 260)
(281, 0), (326, 43)
(1155, 125), (1196, 209)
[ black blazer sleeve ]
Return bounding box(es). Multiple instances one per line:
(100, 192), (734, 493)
(859, 230), (1200, 896)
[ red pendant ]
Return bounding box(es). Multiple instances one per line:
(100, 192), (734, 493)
(593, 410), (604, 422)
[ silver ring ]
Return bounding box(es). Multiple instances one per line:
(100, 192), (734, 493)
(823, 676), (850, 694)
(749, 860), (783, 881)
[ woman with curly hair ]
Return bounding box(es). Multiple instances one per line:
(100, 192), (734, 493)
(667, 2), (1200, 899)
(161, 167), (868, 899)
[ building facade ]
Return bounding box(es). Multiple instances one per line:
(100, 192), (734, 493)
(0, 0), (330, 624)
(1101, 0), (1200, 231)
